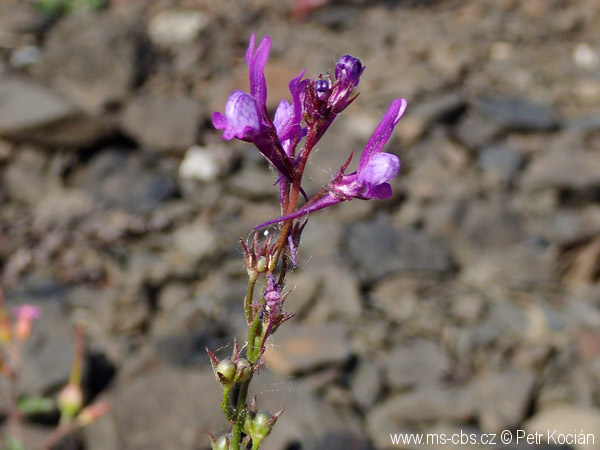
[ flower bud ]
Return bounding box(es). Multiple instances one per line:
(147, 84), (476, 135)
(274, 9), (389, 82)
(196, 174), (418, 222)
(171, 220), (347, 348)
(246, 410), (275, 445)
(216, 358), (236, 384)
(235, 358), (251, 382)
(58, 383), (83, 419)
(256, 256), (267, 273)
(335, 55), (363, 87)
(213, 434), (231, 450)
(75, 402), (109, 427)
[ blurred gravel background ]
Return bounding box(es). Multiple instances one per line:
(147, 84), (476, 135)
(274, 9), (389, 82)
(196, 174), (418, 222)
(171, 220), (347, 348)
(1, 0), (600, 449)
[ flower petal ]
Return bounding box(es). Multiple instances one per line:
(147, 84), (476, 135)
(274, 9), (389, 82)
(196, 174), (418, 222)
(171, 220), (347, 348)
(212, 111), (227, 130)
(274, 100), (293, 137)
(248, 35), (271, 109)
(370, 182), (392, 199)
(358, 152), (400, 187)
(221, 90), (261, 140)
(358, 98), (407, 171)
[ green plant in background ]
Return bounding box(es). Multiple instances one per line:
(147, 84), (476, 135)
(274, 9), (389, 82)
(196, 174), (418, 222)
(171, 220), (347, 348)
(34, 0), (105, 17)
(0, 289), (109, 449)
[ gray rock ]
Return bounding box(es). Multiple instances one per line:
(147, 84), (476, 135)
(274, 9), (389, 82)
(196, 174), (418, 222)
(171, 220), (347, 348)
(521, 147), (600, 193)
(383, 340), (451, 391)
(229, 163), (280, 200)
(478, 144), (524, 179)
(350, 359), (381, 410)
(367, 384), (475, 437)
(0, 3), (46, 35)
(3, 147), (49, 205)
(109, 366), (229, 450)
(79, 149), (177, 214)
(370, 277), (420, 323)
(122, 95), (203, 153)
(475, 369), (536, 433)
(459, 198), (525, 248)
(305, 261), (363, 320)
(344, 219), (455, 282)
(264, 323), (352, 376)
(475, 97), (560, 132)
(0, 77), (73, 135)
(454, 111), (503, 149)
(0, 76), (111, 147)
(525, 405), (600, 450)
(252, 369), (372, 450)
(4, 278), (75, 395)
(36, 9), (150, 113)
(147, 9), (208, 48)
(398, 92), (465, 144)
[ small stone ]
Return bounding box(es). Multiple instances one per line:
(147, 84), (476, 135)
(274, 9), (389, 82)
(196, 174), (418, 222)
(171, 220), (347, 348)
(521, 147), (600, 193)
(475, 369), (536, 433)
(397, 92), (464, 145)
(478, 144), (524, 180)
(350, 359), (381, 410)
(147, 10), (208, 47)
(573, 43), (600, 70)
(122, 95), (203, 153)
(4, 147), (49, 205)
(454, 111), (502, 149)
(474, 96), (560, 132)
(229, 163), (279, 200)
(0, 77), (75, 136)
(306, 261), (362, 320)
(172, 220), (218, 262)
(367, 384), (474, 440)
(383, 340), (451, 391)
(264, 323), (351, 376)
(36, 10), (150, 113)
(370, 277), (419, 323)
(157, 282), (190, 312)
(80, 149), (177, 214)
(3, 279), (75, 395)
(10, 45), (40, 68)
(179, 145), (227, 183)
(109, 366), (229, 450)
(344, 219), (455, 282)
(526, 405), (600, 450)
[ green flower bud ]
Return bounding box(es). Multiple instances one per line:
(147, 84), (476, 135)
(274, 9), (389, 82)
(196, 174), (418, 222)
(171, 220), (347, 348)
(214, 434), (231, 450)
(235, 358), (251, 382)
(216, 359), (236, 384)
(256, 256), (267, 273)
(57, 383), (83, 420)
(247, 410), (274, 445)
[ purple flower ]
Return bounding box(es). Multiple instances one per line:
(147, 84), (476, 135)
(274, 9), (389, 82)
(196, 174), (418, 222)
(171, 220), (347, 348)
(213, 90), (261, 140)
(212, 34), (296, 180)
(12, 304), (41, 320)
(256, 98), (407, 228)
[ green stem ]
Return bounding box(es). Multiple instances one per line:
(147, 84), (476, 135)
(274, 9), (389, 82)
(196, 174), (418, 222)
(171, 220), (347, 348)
(221, 386), (235, 423)
(231, 377), (251, 448)
(245, 275), (257, 325)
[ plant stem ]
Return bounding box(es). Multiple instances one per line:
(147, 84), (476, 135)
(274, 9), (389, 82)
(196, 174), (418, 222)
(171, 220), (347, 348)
(220, 386), (235, 423)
